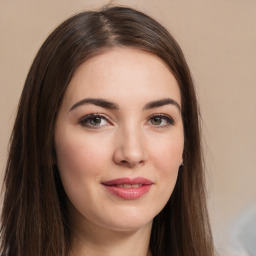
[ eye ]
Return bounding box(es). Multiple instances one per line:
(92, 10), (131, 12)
(147, 114), (174, 127)
(79, 114), (111, 128)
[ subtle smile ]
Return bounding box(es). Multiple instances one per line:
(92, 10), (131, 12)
(101, 177), (153, 200)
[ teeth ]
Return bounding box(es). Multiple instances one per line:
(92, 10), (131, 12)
(132, 184), (142, 188)
(116, 184), (142, 188)
(123, 184), (131, 188)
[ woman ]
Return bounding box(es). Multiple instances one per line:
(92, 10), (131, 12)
(1, 5), (214, 256)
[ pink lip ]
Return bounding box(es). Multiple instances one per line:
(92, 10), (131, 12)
(101, 177), (153, 200)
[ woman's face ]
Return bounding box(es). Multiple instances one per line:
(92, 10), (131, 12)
(55, 48), (184, 233)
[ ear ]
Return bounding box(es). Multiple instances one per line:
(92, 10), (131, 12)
(179, 160), (184, 171)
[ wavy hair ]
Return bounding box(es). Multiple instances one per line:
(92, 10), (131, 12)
(1, 6), (214, 256)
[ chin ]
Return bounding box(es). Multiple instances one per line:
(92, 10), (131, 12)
(104, 219), (153, 233)
(97, 207), (157, 232)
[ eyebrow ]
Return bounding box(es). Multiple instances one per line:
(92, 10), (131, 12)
(69, 97), (181, 112)
(143, 98), (181, 111)
(69, 98), (119, 111)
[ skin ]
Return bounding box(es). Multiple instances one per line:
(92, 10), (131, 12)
(55, 47), (184, 256)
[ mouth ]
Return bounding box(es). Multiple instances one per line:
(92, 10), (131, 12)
(101, 177), (153, 200)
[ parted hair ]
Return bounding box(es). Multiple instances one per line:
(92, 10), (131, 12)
(1, 5), (214, 256)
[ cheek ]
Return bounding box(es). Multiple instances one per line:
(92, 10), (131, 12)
(55, 132), (112, 189)
(149, 133), (184, 173)
(54, 133), (112, 212)
(148, 132), (183, 201)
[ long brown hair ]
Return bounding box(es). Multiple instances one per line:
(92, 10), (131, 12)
(1, 6), (214, 256)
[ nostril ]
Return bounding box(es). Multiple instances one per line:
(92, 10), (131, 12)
(120, 159), (145, 168)
(113, 141), (147, 168)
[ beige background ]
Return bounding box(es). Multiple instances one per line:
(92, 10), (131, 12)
(0, 0), (255, 252)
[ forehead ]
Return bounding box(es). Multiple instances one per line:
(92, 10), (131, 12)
(63, 47), (181, 107)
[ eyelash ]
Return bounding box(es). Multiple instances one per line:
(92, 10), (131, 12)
(79, 113), (174, 128)
(79, 114), (110, 129)
(147, 114), (174, 127)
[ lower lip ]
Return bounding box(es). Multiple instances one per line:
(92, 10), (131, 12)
(103, 185), (152, 200)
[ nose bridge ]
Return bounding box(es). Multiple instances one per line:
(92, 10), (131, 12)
(123, 123), (143, 153)
(113, 121), (146, 167)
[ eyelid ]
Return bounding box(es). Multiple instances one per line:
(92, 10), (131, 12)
(79, 113), (112, 128)
(78, 113), (175, 129)
(146, 113), (175, 127)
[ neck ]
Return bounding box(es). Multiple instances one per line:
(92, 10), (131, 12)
(69, 216), (152, 256)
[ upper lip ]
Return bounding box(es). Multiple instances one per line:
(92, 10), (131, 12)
(101, 177), (153, 186)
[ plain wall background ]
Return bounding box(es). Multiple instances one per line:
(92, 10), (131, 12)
(1, 0), (255, 251)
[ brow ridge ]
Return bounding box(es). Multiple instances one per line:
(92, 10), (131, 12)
(69, 97), (181, 112)
(69, 98), (119, 111)
(143, 98), (181, 111)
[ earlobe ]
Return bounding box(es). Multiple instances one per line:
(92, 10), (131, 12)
(180, 157), (184, 166)
(179, 161), (184, 171)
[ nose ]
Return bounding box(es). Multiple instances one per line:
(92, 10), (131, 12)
(113, 128), (147, 168)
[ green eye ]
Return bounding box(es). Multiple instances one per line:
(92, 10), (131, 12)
(79, 114), (109, 128)
(149, 114), (174, 127)
(151, 117), (163, 125)
(89, 116), (102, 126)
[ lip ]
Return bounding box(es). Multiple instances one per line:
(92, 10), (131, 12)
(101, 177), (153, 200)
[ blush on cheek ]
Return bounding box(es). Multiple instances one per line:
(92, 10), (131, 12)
(59, 142), (109, 181)
(152, 144), (182, 164)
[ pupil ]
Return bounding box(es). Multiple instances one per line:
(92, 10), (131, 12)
(152, 117), (162, 125)
(91, 117), (101, 125)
